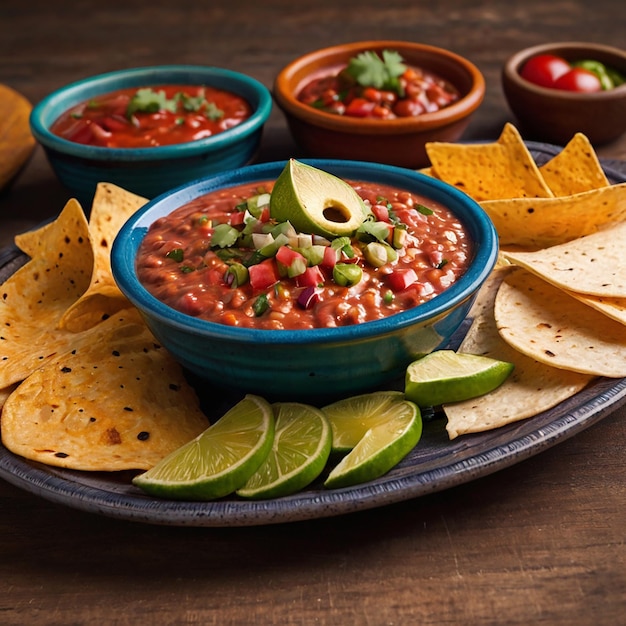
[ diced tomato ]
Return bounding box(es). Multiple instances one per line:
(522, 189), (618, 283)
(371, 204), (390, 222)
(258, 206), (271, 223)
(229, 211), (246, 227)
(321, 246), (339, 268)
(275, 245), (306, 268)
(387, 268), (418, 291)
(362, 87), (382, 103)
(344, 97), (377, 117)
(296, 265), (325, 288)
(248, 259), (279, 291)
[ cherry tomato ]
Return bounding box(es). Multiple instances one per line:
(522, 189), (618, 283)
(553, 67), (603, 92)
(520, 54), (571, 88)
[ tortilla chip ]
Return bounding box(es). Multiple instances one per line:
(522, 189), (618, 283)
(1, 309), (209, 471)
(482, 182), (626, 249)
(0, 383), (18, 411)
(539, 133), (610, 196)
(0, 199), (93, 388)
(494, 268), (626, 378)
(426, 123), (554, 202)
(14, 220), (55, 257)
(443, 267), (592, 438)
(503, 220), (626, 297)
(565, 291), (626, 326)
(59, 183), (147, 332)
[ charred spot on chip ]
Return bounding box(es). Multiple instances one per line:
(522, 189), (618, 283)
(61, 366), (72, 373)
(100, 238), (109, 248)
(103, 428), (122, 445)
(526, 207), (535, 214)
(544, 350), (556, 357)
(169, 383), (180, 391)
(124, 406), (134, 411)
(112, 350), (121, 357)
(54, 452), (69, 458)
(137, 431), (150, 441)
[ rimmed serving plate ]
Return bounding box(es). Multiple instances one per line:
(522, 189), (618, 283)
(1, 144), (624, 527)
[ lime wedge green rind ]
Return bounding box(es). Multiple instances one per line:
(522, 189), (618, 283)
(324, 398), (422, 490)
(236, 402), (332, 500)
(404, 350), (515, 407)
(322, 390), (405, 453)
(132, 395), (275, 501)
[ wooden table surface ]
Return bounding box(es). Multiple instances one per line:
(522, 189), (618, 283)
(1, 1), (625, 624)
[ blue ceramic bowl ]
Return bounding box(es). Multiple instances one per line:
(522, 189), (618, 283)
(29, 65), (273, 206)
(111, 159), (498, 403)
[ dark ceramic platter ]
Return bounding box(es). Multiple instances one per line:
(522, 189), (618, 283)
(1, 143), (625, 527)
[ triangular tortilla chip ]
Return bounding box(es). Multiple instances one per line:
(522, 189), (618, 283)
(503, 220), (626, 297)
(426, 123), (554, 201)
(1, 309), (209, 471)
(444, 266), (592, 439)
(495, 268), (626, 378)
(482, 182), (626, 249)
(0, 199), (93, 387)
(59, 183), (147, 332)
(539, 133), (609, 196)
(565, 291), (626, 326)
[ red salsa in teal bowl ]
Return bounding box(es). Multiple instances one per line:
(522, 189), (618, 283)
(50, 84), (252, 148)
(136, 178), (472, 330)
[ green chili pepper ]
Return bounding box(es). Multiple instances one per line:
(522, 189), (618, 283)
(572, 60), (625, 90)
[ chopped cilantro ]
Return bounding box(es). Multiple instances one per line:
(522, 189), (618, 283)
(166, 248), (184, 262)
(126, 88), (177, 118)
(124, 87), (224, 121)
(416, 204), (434, 216)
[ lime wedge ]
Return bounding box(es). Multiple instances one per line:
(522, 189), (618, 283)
(270, 159), (368, 238)
(236, 402), (332, 499)
(132, 395), (274, 500)
(404, 349), (514, 407)
(323, 394), (422, 490)
(322, 390), (406, 453)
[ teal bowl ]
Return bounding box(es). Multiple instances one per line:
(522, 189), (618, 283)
(29, 65), (272, 207)
(111, 159), (498, 403)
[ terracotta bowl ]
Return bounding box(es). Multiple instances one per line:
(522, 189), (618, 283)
(502, 42), (626, 146)
(273, 41), (485, 168)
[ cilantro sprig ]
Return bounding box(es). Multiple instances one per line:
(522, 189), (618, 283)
(345, 50), (407, 95)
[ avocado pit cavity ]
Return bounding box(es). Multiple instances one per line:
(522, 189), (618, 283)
(270, 159), (369, 238)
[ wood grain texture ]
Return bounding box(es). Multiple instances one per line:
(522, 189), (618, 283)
(0, 0), (625, 623)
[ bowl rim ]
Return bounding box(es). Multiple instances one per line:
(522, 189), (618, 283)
(503, 41), (626, 99)
(29, 64), (273, 162)
(273, 40), (486, 134)
(111, 158), (498, 345)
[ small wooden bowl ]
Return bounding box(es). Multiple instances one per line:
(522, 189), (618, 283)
(502, 42), (626, 146)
